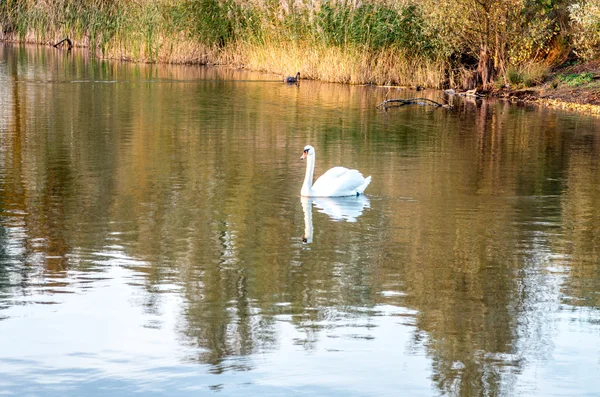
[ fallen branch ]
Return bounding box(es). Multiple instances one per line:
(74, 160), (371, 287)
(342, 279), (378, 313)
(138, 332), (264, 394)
(53, 37), (73, 49)
(377, 97), (452, 110)
(458, 89), (485, 98)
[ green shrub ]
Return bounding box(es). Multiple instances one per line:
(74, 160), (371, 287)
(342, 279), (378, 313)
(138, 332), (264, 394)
(506, 68), (524, 86)
(505, 64), (549, 88)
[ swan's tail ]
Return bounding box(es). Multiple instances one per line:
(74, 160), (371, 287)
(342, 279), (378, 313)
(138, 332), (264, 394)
(356, 176), (372, 195)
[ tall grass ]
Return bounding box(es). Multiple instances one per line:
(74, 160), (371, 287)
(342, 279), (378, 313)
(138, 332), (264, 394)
(504, 63), (550, 88)
(0, 0), (448, 86)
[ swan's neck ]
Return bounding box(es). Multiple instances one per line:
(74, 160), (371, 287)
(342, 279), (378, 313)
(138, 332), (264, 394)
(301, 154), (315, 196)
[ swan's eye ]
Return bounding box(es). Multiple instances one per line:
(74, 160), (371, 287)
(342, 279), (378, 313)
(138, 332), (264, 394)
(303, 149), (309, 153)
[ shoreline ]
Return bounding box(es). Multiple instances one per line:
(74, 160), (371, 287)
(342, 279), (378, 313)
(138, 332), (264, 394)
(490, 85), (600, 116)
(488, 60), (600, 115)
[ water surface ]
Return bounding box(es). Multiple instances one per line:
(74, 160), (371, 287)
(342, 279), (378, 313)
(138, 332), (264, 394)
(1, 45), (600, 396)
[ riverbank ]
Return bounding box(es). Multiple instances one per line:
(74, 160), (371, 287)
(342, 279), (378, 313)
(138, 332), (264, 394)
(489, 60), (600, 115)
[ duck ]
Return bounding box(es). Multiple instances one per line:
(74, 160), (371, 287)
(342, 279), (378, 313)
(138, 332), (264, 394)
(284, 72), (300, 83)
(300, 145), (371, 197)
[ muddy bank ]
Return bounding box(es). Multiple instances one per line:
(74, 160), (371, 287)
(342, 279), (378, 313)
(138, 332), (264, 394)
(490, 61), (600, 115)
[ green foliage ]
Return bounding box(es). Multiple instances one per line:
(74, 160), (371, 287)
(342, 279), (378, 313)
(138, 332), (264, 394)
(314, 4), (431, 54)
(180, 0), (261, 47)
(558, 72), (594, 87)
(184, 0), (234, 47)
(507, 68), (524, 86)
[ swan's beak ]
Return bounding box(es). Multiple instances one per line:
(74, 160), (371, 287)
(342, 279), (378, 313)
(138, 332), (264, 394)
(301, 151), (307, 160)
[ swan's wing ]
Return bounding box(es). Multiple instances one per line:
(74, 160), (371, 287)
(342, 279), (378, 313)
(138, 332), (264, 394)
(312, 167), (368, 196)
(311, 167), (350, 194)
(334, 169), (368, 194)
(315, 166), (350, 182)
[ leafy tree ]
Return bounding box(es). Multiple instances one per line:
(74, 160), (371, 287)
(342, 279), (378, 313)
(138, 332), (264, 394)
(421, 0), (564, 88)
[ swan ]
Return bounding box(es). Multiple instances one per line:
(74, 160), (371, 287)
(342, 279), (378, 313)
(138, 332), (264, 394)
(300, 145), (371, 197)
(284, 72), (300, 83)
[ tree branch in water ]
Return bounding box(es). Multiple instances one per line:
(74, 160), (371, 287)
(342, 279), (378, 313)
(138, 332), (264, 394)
(377, 97), (452, 110)
(53, 37), (73, 49)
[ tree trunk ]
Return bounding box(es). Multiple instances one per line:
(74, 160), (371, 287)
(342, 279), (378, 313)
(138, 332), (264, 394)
(477, 45), (495, 89)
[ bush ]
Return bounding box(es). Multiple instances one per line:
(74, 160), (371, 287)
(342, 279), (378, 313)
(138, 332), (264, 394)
(505, 63), (549, 88)
(506, 68), (524, 86)
(569, 1), (600, 60)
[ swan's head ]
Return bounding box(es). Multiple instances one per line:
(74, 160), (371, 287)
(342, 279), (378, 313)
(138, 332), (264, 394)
(301, 145), (314, 160)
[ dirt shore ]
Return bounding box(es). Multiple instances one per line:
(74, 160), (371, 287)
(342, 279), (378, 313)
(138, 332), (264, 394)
(491, 60), (600, 115)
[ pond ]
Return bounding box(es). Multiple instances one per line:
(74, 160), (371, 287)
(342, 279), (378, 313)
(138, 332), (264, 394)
(1, 44), (599, 396)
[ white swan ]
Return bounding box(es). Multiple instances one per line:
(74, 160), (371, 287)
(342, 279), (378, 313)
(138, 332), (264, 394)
(300, 145), (372, 197)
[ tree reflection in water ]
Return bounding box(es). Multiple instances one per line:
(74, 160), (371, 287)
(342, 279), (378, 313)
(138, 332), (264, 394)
(0, 45), (599, 396)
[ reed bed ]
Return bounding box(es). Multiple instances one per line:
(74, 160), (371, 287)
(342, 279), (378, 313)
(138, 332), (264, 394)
(236, 40), (448, 86)
(0, 0), (455, 87)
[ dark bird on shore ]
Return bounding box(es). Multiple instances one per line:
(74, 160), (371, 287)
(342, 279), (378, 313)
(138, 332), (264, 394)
(284, 72), (300, 83)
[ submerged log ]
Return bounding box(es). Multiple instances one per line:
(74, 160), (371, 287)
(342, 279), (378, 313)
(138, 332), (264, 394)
(460, 89), (485, 98)
(53, 37), (73, 49)
(377, 97), (452, 110)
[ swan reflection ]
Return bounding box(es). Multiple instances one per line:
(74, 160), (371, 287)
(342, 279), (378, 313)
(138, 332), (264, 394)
(301, 195), (370, 243)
